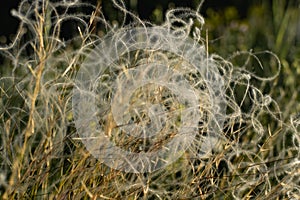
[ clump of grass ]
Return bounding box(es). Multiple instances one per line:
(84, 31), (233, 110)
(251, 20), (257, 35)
(0, 0), (299, 199)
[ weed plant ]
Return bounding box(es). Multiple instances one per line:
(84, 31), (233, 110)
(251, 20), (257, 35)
(0, 0), (299, 199)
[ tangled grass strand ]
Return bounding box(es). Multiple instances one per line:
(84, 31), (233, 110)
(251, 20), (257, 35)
(0, 0), (299, 199)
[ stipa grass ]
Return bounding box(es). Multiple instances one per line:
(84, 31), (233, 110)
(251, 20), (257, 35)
(0, 0), (299, 199)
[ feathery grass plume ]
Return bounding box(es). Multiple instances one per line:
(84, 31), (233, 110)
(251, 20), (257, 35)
(0, 0), (299, 199)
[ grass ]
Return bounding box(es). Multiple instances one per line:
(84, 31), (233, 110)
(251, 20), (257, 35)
(0, 0), (299, 199)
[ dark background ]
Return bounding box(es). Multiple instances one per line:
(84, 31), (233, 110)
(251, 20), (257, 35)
(0, 0), (257, 41)
(0, 0), (20, 38)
